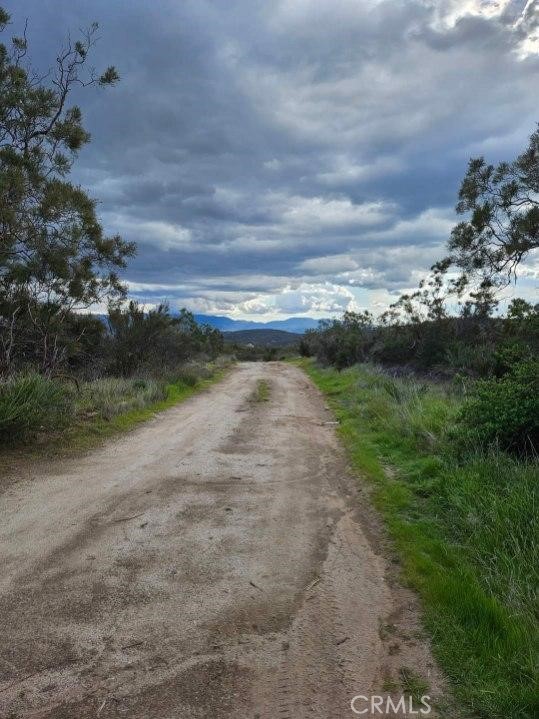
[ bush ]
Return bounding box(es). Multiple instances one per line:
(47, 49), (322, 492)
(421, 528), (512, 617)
(444, 341), (496, 377)
(172, 361), (212, 386)
(492, 342), (533, 378)
(454, 360), (538, 455)
(175, 370), (198, 387)
(0, 373), (73, 443)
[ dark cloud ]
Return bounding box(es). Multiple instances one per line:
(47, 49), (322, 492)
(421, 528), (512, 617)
(8, 0), (539, 317)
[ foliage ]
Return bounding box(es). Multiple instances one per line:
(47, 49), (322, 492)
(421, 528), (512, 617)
(0, 7), (134, 374)
(303, 298), (538, 378)
(106, 302), (223, 376)
(0, 372), (72, 441)
(311, 311), (374, 368)
(0, 359), (229, 450)
(447, 125), (539, 283)
(455, 359), (539, 455)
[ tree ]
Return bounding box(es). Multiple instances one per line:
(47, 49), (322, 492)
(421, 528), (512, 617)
(0, 7), (135, 373)
(447, 125), (539, 283)
(106, 303), (223, 376)
(459, 278), (499, 321)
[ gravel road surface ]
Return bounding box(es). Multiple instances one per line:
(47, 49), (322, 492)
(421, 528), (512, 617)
(0, 362), (440, 718)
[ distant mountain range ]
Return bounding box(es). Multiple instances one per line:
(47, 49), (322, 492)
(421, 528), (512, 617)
(94, 312), (322, 334)
(193, 314), (321, 333)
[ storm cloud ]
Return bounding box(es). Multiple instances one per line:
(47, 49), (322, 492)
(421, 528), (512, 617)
(10, 0), (539, 317)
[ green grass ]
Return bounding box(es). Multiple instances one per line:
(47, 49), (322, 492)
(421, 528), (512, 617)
(399, 667), (430, 703)
(297, 359), (538, 719)
(76, 377), (168, 421)
(251, 378), (270, 402)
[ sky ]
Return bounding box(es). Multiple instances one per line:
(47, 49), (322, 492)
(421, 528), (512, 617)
(10, 0), (539, 319)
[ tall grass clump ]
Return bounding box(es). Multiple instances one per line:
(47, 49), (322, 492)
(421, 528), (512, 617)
(441, 454), (538, 617)
(354, 365), (460, 452)
(77, 377), (168, 421)
(0, 360), (228, 451)
(0, 373), (73, 443)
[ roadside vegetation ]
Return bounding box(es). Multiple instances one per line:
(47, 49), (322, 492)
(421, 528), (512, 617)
(297, 127), (539, 719)
(0, 8), (227, 451)
(301, 360), (538, 718)
(0, 359), (230, 457)
(0, 299), (227, 450)
(226, 339), (298, 362)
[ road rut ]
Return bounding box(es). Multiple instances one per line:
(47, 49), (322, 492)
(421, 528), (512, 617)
(0, 362), (441, 718)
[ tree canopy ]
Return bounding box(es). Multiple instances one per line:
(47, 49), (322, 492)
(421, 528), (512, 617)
(447, 126), (539, 284)
(0, 7), (134, 372)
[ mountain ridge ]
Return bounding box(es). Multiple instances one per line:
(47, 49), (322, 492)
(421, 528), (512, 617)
(193, 314), (321, 333)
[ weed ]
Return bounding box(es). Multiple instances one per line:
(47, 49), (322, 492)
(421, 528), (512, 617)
(381, 677), (400, 693)
(251, 379), (270, 403)
(399, 667), (430, 702)
(0, 362), (231, 458)
(77, 377), (167, 421)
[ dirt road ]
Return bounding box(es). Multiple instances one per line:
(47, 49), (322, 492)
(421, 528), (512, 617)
(0, 362), (440, 718)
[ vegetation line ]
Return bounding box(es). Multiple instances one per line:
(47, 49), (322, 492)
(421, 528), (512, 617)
(298, 359), (538, 719)
(0, 364), (230, 467)
(65, 366), (230, 453)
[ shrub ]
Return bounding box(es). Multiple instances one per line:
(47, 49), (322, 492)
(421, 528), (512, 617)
(454, 359), (538, 455)
(444, 341), (496, 377)
(298, 338), (312, 357)
(492, 342), (534, 378)
(370, 332), (415, 365)
(172, 362), (210, 386)
(175, 370), (198, 387)
(0, 373), (73, 443)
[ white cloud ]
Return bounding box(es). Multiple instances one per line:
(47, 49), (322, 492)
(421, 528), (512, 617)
(315, 155), (404, 186)
(299, 255), (359, 274)
(281, 195), (394, 229)
(364, 207), (455, 243)
(236, 282), (360, 317)
(430, 0), (514, 28)
(105, 214), (193, 250)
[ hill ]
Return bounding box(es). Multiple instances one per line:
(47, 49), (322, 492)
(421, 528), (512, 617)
(194, 314), (320, 333)
(223, 329), (301, 347)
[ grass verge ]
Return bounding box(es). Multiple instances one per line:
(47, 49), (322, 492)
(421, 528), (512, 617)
(297, 359), (538, 719)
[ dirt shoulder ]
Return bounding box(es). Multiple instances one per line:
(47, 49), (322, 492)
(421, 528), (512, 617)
(0, 362), (443, 718)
